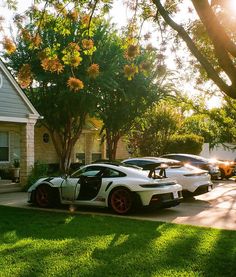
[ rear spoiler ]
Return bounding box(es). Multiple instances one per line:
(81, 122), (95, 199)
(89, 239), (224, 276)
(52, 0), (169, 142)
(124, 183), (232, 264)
(148, 163), (168, 179)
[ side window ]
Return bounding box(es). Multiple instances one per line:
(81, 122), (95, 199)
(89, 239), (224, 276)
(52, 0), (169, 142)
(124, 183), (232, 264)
(126, 160), (150, 167)
(140, 160), (155, 166)
(185, 157), (195, 163)
(125, 160), (139, 166)
(82, 166), (103, 177)
(71, 166), (103, 178)
(102, 168), (126, 178)
(172, 155), (184, 161)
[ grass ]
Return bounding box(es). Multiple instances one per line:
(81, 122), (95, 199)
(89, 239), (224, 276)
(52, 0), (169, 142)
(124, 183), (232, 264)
(0, 206), (236, 277)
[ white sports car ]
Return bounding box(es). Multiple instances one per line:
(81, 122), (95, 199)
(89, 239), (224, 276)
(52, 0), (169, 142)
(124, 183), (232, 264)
(122, 157), (213, 196)
(28, 162), (182, 214)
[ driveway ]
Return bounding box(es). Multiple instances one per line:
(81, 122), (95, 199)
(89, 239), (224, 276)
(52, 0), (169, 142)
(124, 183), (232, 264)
(0, 181), (236, 230)
(133, 181), (236, 230)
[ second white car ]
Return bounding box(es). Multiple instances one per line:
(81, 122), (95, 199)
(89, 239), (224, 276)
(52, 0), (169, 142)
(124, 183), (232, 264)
(122, 157), (213, 196)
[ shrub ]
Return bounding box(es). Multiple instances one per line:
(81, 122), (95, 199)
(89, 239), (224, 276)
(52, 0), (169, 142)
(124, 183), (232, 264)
(24, 162), (48, 191)
(166, 134), (204, 155)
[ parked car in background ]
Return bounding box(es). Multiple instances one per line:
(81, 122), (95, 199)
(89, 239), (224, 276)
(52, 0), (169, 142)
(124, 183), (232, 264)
(160, 153), (221, 179)
(210, 159), (236, 179)
(28, 162), (182, 215)
(122, 157), (213, 196)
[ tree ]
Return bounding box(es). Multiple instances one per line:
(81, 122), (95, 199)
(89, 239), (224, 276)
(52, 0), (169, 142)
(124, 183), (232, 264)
(177, 97), (236, 149)
(128, 101), (182, 156)
(1, 1), (161, 168)
(151, 0), (236, 99)
(167, 134), (204, 155)
(0, 1), (113, 172)
(180, 114), (218, 146)
(6, 1), (236, 99)
(120, 0), (236, 99)
(92, 25), (162, 160)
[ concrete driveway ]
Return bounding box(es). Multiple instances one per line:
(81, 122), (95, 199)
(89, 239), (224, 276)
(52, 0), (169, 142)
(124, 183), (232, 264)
(0, 181), (236, 230)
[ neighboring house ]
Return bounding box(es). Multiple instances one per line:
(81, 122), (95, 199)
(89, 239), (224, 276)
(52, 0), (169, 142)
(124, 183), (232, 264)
(0, 59), (40, 185)
(34, 118), (106, 166)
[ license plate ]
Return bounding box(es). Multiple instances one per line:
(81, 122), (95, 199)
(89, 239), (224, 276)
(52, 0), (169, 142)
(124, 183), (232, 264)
(173, 191), (178, 199)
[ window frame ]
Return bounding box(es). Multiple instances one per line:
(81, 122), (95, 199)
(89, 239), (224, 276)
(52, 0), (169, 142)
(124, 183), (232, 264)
(0, 131), (10, 163)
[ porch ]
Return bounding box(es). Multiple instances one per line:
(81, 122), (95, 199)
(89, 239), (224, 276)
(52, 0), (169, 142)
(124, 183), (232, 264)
(0, 179), (21, 194)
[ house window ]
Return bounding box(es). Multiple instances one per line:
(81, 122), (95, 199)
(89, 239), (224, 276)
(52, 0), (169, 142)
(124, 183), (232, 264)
(76, 153), (85, 164)
(43, 133), (50, 143)
(0, 132), (9, 162)
(92, 153), (102, 162)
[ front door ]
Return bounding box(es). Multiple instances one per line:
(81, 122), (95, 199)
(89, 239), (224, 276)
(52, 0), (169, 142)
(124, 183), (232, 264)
(77, 175), (102, 201)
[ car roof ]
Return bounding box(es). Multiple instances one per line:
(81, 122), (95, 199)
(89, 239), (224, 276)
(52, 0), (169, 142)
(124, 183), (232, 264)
(82, 162), (148, 177)
(162, 153), (209, 162)
(123, 157), (181, 163)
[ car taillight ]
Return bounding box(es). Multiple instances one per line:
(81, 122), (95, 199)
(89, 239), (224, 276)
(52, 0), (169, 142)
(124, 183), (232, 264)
(140, 182), (176, 188)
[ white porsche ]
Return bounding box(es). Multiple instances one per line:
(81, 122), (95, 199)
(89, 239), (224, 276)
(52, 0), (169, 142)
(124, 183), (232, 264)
(28, 162), (182, 214)
(122, 157), (213, 196)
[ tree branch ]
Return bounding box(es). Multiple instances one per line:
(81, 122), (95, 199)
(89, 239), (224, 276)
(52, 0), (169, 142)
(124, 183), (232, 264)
(152, 0), (236, 99)
(191, 0), (236, 86)
(192, 0), (236, 58)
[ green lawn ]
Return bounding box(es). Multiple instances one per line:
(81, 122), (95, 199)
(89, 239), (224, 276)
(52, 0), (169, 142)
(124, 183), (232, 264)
(0, 206), (236, 277)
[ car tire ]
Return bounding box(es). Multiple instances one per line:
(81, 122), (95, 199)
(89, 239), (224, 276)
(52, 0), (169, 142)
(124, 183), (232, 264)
(109, 187), (134, 215)
(35, 184), (55, 208)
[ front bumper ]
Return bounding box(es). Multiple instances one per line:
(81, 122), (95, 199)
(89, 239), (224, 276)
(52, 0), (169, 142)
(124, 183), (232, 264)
(27, 191), (35, 204)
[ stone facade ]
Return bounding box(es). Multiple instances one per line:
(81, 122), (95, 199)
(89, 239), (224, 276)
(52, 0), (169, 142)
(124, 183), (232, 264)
(20, 118), (37, 184)
(0, 119), (37, 185)
(0, 59), (40, 187)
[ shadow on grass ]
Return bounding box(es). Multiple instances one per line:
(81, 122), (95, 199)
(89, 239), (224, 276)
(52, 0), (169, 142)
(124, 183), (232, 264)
(0, 206), (236, 277)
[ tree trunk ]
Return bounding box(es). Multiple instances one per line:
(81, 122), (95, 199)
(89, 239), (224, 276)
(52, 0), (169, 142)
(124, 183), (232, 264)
(45, 115), (85, 173)
(106, 129), (120, 161)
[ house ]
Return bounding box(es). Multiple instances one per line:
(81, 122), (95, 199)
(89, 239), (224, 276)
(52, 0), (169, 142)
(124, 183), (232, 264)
(34, 119), (106, 166)
(0, 59), (40, 185)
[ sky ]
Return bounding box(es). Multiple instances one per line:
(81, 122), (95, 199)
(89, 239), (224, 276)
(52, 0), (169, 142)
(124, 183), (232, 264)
(0, 0), (226, 109)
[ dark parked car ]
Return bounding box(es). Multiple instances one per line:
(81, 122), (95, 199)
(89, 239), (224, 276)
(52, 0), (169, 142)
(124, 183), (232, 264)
(161, 153), (221, 179)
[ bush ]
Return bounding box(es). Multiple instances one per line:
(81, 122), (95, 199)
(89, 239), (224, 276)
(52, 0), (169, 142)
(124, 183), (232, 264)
(166, 134), (204, 155)
(24, 162), (48, 191)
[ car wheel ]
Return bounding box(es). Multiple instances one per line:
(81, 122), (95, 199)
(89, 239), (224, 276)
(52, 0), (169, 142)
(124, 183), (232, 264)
(109, 188), (133, 215)
(35, 184), (54, 208)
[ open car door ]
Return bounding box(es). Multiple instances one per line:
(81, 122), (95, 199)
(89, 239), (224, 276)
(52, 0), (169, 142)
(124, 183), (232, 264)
(77, 175), (102, 201)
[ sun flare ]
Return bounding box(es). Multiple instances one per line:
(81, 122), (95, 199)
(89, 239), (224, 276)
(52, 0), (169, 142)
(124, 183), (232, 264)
(228, 0), (236, 14)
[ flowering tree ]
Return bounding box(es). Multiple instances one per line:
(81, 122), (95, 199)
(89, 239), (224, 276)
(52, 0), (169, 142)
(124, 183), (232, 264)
(1, 0), (160, 170)
(1, 1), (113, 172)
